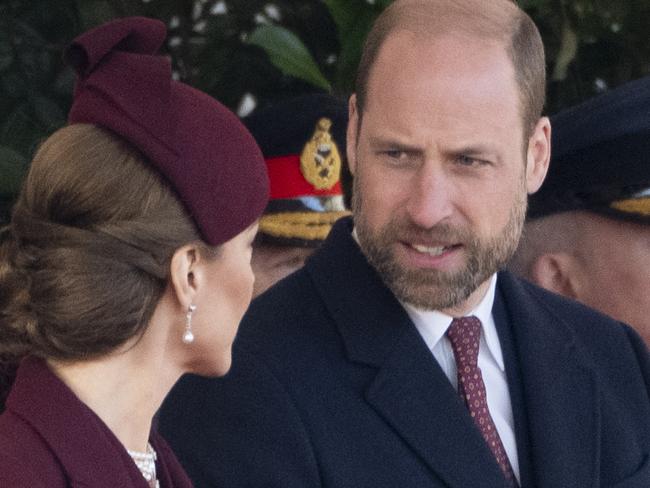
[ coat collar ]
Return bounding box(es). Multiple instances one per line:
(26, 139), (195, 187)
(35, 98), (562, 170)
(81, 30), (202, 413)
(306, 218), (599, 488)
(307, 218), (410, 368)
(307, 218), (513, 487)
(6, 357), (161, 488)
(497, 273), (599, 488)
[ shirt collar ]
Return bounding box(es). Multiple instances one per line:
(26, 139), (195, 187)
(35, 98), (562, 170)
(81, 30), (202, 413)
(403, 274), (505, 371)
(351, 226), (504, 370)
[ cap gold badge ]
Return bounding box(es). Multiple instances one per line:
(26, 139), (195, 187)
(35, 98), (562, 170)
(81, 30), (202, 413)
(300, 117), (342, 190)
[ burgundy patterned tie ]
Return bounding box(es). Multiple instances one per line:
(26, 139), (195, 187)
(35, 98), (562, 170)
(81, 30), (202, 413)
(446, 316), (518, 486)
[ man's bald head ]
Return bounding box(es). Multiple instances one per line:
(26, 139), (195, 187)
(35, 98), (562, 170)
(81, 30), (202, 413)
(354, 0), (546, 136)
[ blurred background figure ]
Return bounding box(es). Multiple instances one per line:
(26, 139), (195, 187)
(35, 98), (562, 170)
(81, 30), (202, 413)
(244, 93), (351, 297)
(510, 75), (650, 345)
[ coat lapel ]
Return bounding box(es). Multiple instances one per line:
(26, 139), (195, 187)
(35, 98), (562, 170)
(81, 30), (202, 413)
(307, 219), (511, 488)
(7, 357), (148, 488)
(498, 272), (599, 488)
(365, 327), (513, 488)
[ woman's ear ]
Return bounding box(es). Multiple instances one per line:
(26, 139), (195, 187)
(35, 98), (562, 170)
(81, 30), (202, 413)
(169, 244), (200, 309)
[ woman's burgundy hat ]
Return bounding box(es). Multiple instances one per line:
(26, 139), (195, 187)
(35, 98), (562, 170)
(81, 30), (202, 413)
(65, 17), (269, 245)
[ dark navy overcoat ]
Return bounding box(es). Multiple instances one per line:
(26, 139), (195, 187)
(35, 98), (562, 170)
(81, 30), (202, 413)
(162, 217), (650, 488)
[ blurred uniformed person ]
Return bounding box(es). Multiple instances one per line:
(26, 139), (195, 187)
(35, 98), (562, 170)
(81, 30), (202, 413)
(510, 75), (650, 345)
(244, 94), (350, 297)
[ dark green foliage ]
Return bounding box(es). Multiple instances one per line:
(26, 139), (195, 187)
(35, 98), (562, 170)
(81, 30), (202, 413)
(0, 0), (648, 222)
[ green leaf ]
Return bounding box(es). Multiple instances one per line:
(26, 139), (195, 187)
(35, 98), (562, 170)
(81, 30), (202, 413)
(52, 66), (76, 98)
(0, 29), (13, 72)
(323, 0), (387, 94)
(552, 20), (578, 81)
(519, 0), (545, 9)
(0, 103), (47, 158)
(0, 145), (28, 196)
(249, 25), (331, 91)
(324, 0), (377, 45)
(1, 71), (28, 99)
(31, 95), (67, 130)
(323, 0), (359, 37)
(75, 0), (119, 29)
(324, 0), (391, 94)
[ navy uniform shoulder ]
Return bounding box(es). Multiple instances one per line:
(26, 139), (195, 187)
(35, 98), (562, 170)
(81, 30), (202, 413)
(518, 274), (628, 327)
(507, 272), (648, 367)
(236, 265), (336, 360)
(241, 267), (315, 330)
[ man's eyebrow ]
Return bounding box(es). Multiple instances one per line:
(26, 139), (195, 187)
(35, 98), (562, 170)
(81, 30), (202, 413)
(446, 143), (498, 156)
(367, 136), (422, 152)
(443, 144), (504, 163)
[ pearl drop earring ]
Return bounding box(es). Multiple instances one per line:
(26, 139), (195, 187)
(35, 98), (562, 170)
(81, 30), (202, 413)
(183, 304), (196, 344)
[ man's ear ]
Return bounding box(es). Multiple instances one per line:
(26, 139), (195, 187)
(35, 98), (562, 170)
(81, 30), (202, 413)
(530, 252), (578, 299)
(525, 116), (551, 194)
(169, 244), (200, 309)
(347, 94), (359, 176)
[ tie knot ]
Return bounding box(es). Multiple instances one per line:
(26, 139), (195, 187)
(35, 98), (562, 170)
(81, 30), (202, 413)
(446, 316), (482, 366)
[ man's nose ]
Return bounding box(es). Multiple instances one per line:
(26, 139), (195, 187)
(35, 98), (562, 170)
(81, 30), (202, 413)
(405, 162), (454, 229)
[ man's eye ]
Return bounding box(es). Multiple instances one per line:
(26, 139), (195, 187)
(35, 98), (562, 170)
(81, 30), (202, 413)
(456, 155), (487, 166)
(381, 150), (410, 165)
(457, 155), (476, 166)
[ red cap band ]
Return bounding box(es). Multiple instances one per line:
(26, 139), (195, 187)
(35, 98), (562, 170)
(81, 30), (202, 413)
(267, 155), (343, 200)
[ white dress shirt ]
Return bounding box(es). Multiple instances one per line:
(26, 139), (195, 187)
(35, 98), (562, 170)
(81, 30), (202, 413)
(402, 275), (520, 481)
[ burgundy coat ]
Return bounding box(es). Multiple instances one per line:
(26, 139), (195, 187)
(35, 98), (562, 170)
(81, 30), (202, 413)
(0, 357), (193, 488)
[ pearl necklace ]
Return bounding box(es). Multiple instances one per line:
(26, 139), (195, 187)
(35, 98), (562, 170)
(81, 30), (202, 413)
(127, 443), (159, 487)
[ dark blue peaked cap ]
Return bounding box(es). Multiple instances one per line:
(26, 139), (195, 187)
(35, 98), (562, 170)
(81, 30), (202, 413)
(528, 75), (650, 223)
(243, 93), (350, 247)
